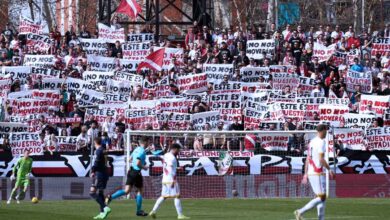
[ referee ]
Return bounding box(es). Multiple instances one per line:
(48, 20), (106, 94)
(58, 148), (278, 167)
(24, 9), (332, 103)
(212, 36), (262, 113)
(106, 136), (149, 217)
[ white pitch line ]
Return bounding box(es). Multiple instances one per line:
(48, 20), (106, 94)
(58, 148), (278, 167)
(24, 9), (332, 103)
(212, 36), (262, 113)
(287, 216), (379, 220)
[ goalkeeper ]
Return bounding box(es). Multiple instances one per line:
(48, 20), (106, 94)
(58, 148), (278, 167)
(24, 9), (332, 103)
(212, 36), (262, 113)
(7, 150), (33, 204)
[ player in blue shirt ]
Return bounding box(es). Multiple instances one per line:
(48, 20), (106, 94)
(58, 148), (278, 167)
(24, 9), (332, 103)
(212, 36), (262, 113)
(90, 137), (111, 219)
(106, 136), (149, 217)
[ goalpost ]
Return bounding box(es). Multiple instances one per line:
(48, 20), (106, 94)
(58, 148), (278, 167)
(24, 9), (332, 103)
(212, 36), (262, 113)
(124, 130), (331, 199)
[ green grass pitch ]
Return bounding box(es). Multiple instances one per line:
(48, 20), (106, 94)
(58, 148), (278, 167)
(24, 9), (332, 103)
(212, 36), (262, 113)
(1, 198), (389, 220)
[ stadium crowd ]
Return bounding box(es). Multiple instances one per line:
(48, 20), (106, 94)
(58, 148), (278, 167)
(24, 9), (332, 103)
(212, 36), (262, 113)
(0, 18), (389, 155)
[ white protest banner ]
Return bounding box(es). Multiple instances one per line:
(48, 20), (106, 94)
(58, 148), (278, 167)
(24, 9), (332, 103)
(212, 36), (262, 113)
(78, 89), (105, 107)
(269, 65), (295, 74)
(23, 55), (56, 68)
(210, 92), (241, 109)
(269, 102), (285, 121)
(31, 66), (61, 79)
(192, 111), (220, 131)
(85, 108), (121, 123)
(0, 79), (11, 97)
(177, 73), (208, 94)
(343, 113), (376, 130)
(42, 78), (65, 91)
(127, 33), (154, 42)
(65, 77), (96, 97)
(181, 92), (209, 102)
(26, 33), (53, 52)
(345, 70), (372, 93)
(371, 37), (390, 57)
(157, 112), (192, 129)
(359, 95), (390, 115)
(122, 42), (150, 60)
(241, 82), (270, 92)
(79, 38), (108, 55)
(212, 82), (241, 93)
(240, 67), (270, 82)
(220, 108), (242, 123)
(268, 91), (296, 103)
(9, 98), (60, 116)
(272, 72), (300, 90)
(333, 128), (365, 150)
(2, 66), (31, 82)
(31, 90), (60, 100)
(278, 102), (306, 121)
(9, 132), (43, 156)
(155, 47), (184, 70)
(246, 39), (275, 59)
(57, 136), (78, 152)
(142, 77), (171, 99)
(19, 16), (43, 34)
(7, 90), (33, 99)
(245, 99), (269, 112)
(98, 23), (125, 43)
(87, 56), (117, 72)
(119, 59), (139, 73)
(83, 71), (114, 87)
(366, 127), (390, 150)
(125, 109), (159, 130)
(346, 48), (361, 65)
(259, 134), (289, 151)
(46, 117), (82, 124)
(9, 114), (42, 123)
(313, 43), (336, 62)
(128, 100), (158, 110)
(114, 71), (143, 84)
(106, 79), (133, 95)
(210, 91), (242, 122)
(299, 76), (317, 92)
(159, 97), (192, 113)
(0, 122), (29, 136)
(104, 93), (129, 104)
(202, 64), (234, 83)
(242, 91), (268, 103)
(319, 104), (349, 126)
(244, 107), (268, 129)
(296, 97), (350, 106)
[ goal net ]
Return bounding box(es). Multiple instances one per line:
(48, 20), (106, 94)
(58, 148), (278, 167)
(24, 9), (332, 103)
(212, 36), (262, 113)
(124, 130), (330, 199)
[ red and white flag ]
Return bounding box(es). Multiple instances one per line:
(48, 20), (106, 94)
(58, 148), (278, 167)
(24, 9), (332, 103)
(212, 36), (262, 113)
(136, 48), (165, 72)
(116, 0), (142, 19)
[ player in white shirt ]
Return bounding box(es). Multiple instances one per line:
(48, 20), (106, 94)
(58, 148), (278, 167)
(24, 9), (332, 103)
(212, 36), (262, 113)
(149, 143), (190, 219)
(295, 124), (335, 220)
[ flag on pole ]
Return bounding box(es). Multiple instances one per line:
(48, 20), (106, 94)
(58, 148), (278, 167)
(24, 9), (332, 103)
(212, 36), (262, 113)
(116, 0), (142, 19)
(136, 48), (165, 72)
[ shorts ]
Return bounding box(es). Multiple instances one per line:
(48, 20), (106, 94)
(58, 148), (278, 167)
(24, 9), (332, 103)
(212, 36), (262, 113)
(126, 169), (143, 188)
(15, 177), (29, 188)
(309, 175), (326, 196)
(161, 182), (180, 198)
(91, 172), (109, 190)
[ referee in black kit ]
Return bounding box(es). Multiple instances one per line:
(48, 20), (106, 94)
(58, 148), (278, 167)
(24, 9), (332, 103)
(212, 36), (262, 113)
(90, 137), (112, 220)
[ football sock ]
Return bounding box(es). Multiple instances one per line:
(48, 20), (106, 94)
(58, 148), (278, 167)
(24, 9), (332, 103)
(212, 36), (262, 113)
(136, 194), (143, 213)
(298, 197), (322, 215)
(152, 197), (165, 212)
(317, 201), (325, 220)
(111, 189), (126, 200)
(90, 191), (106, 212)
(9, 188), (17, 201)
(174, 198), (183, 216)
